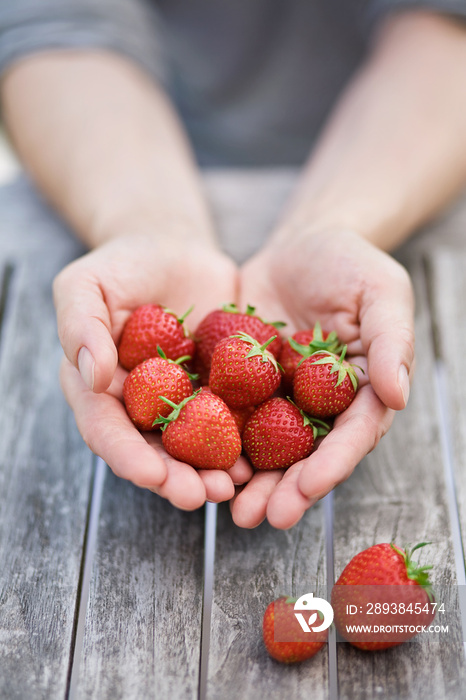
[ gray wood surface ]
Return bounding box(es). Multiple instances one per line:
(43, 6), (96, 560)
(74, 471), (205, 700)
(0, 248), (94, 699)
(207, 502), (329, 700)
(333, 253), (466, 700)
(428, 246), (466, 556)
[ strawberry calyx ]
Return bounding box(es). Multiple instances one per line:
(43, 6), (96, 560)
(286, 397), (331, 439)
(221, 302), (286, 329)
(288, 321), (341, 358)
(232, 331), (282, 372)
(152, 389), (201, 430)
(156, 346), (199, 381)
(390, 542), (435, 600)
(304, 345), (362, 392)
(161, 305), (194, 337)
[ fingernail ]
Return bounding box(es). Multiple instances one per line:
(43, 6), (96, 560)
(78, 346), (95, 390)
(398, 365), (410, 406)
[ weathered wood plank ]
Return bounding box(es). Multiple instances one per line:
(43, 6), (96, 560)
(333, 254), (466, 699)
(0, 252), (94, 699)
(207, 502), (329, 700)
(75, 471), (205, 700)
(428, 246), (466, 557)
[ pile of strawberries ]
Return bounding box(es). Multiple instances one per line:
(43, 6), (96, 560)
(119, 303), (361, 471)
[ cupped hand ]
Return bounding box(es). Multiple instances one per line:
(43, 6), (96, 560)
(54, 231), (253, 508)
(232, 229), (415, 529)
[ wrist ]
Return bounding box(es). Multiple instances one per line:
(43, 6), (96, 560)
(268, 200), (406, 252)
(86, 207), (218, 251)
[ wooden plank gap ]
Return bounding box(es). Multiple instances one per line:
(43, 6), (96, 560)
(422, 255), (442, 360)
(67, 456), (106, 700)
(433, 361), (466, 655)
(324, 492), (339, 700)
(199, 502), (218, 700)
(0, 260), (15, 353)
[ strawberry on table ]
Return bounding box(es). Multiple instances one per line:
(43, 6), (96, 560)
(331, 542), (436, 650)
(122, 349), (195, 431)
(153, 389), (242, 470)
(263, 596), (328, 664)
(118, 303), (196, 370)
(243, 397), (329, 470)
(193, 303), (284, 384)
(293, 345), (360, 418)
(209, 332), (282, 409)
(279, 321), (341, 388)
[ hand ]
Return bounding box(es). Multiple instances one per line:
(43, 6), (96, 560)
(54, 230), (253, 509)
(232, 229), (415, 529)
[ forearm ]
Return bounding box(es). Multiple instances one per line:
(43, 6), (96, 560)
(272, 12), (466, 251)
(1, 50), (215, 248)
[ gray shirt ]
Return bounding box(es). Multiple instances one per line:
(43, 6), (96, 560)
(1, 0), (465, 166)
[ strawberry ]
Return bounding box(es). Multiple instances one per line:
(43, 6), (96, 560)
(293, 346), (360, 418)
(279, 321), (341, 387)
(153, 389), (241, 470)
(243, 397), (329, 470)
(118, 304), (196, 370)
(122, 350), (194, 431)
(193, 303), (284, 384)
(263, 596), (327, 664)
(209, 332), (282, 409)
(331, 542), (436, 650)
(230, 406), (255, 435)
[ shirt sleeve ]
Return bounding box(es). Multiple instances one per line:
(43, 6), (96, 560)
(0, 0), (165, 82)
(366, 0), (466, 25)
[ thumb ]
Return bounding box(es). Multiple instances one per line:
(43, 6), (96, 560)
(53, 262), (118, 393)
(360, 262), (415, 411)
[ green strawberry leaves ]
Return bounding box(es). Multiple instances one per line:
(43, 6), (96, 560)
(232, 331), (282, 372)
(390, 542), (435, 600)
(153, 390), (201, 430)
(286, 397), (331, 438)
(303, 345), (363, 392)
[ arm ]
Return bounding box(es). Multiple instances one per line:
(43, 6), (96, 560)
(277, 11), (466, 251)
(1, 50), (249, 507)
(236, 11), (466, 529)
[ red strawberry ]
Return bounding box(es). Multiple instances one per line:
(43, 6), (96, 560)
(230, 406), (255, 435)
(194, 303), (284, 384)
(118, 304), (196, 370)
(263, 596), (328, 664)
(279, 321), (341, 387)
(154, 389), (241, 470)
(243, 397), (329, 470)
(293, 346), (360, 418)
(331, 543), (436, 650)
(209, 332), (282, 409)
(200, 387), (254, 434)
(122, 352), (194, 431)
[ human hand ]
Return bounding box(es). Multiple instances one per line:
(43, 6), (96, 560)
(54, 231), (253, 509)
(232, 229), (415, 529)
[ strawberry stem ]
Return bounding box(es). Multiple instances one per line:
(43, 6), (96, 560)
(152, 390), (201, 430)
(178, 305), (194, 324)
(390, 542), (435, 601)
(232, 331), (280, 370)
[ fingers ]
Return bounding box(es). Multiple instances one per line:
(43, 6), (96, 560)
(298, 384), (394, 501)
(230, 470), (284, 528)
(360, 259), (415, 411)
(60, 357), (168, 482)
(54, 260), (118, 393)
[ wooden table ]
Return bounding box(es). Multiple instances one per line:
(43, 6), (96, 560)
(1, 171), (466, 700)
